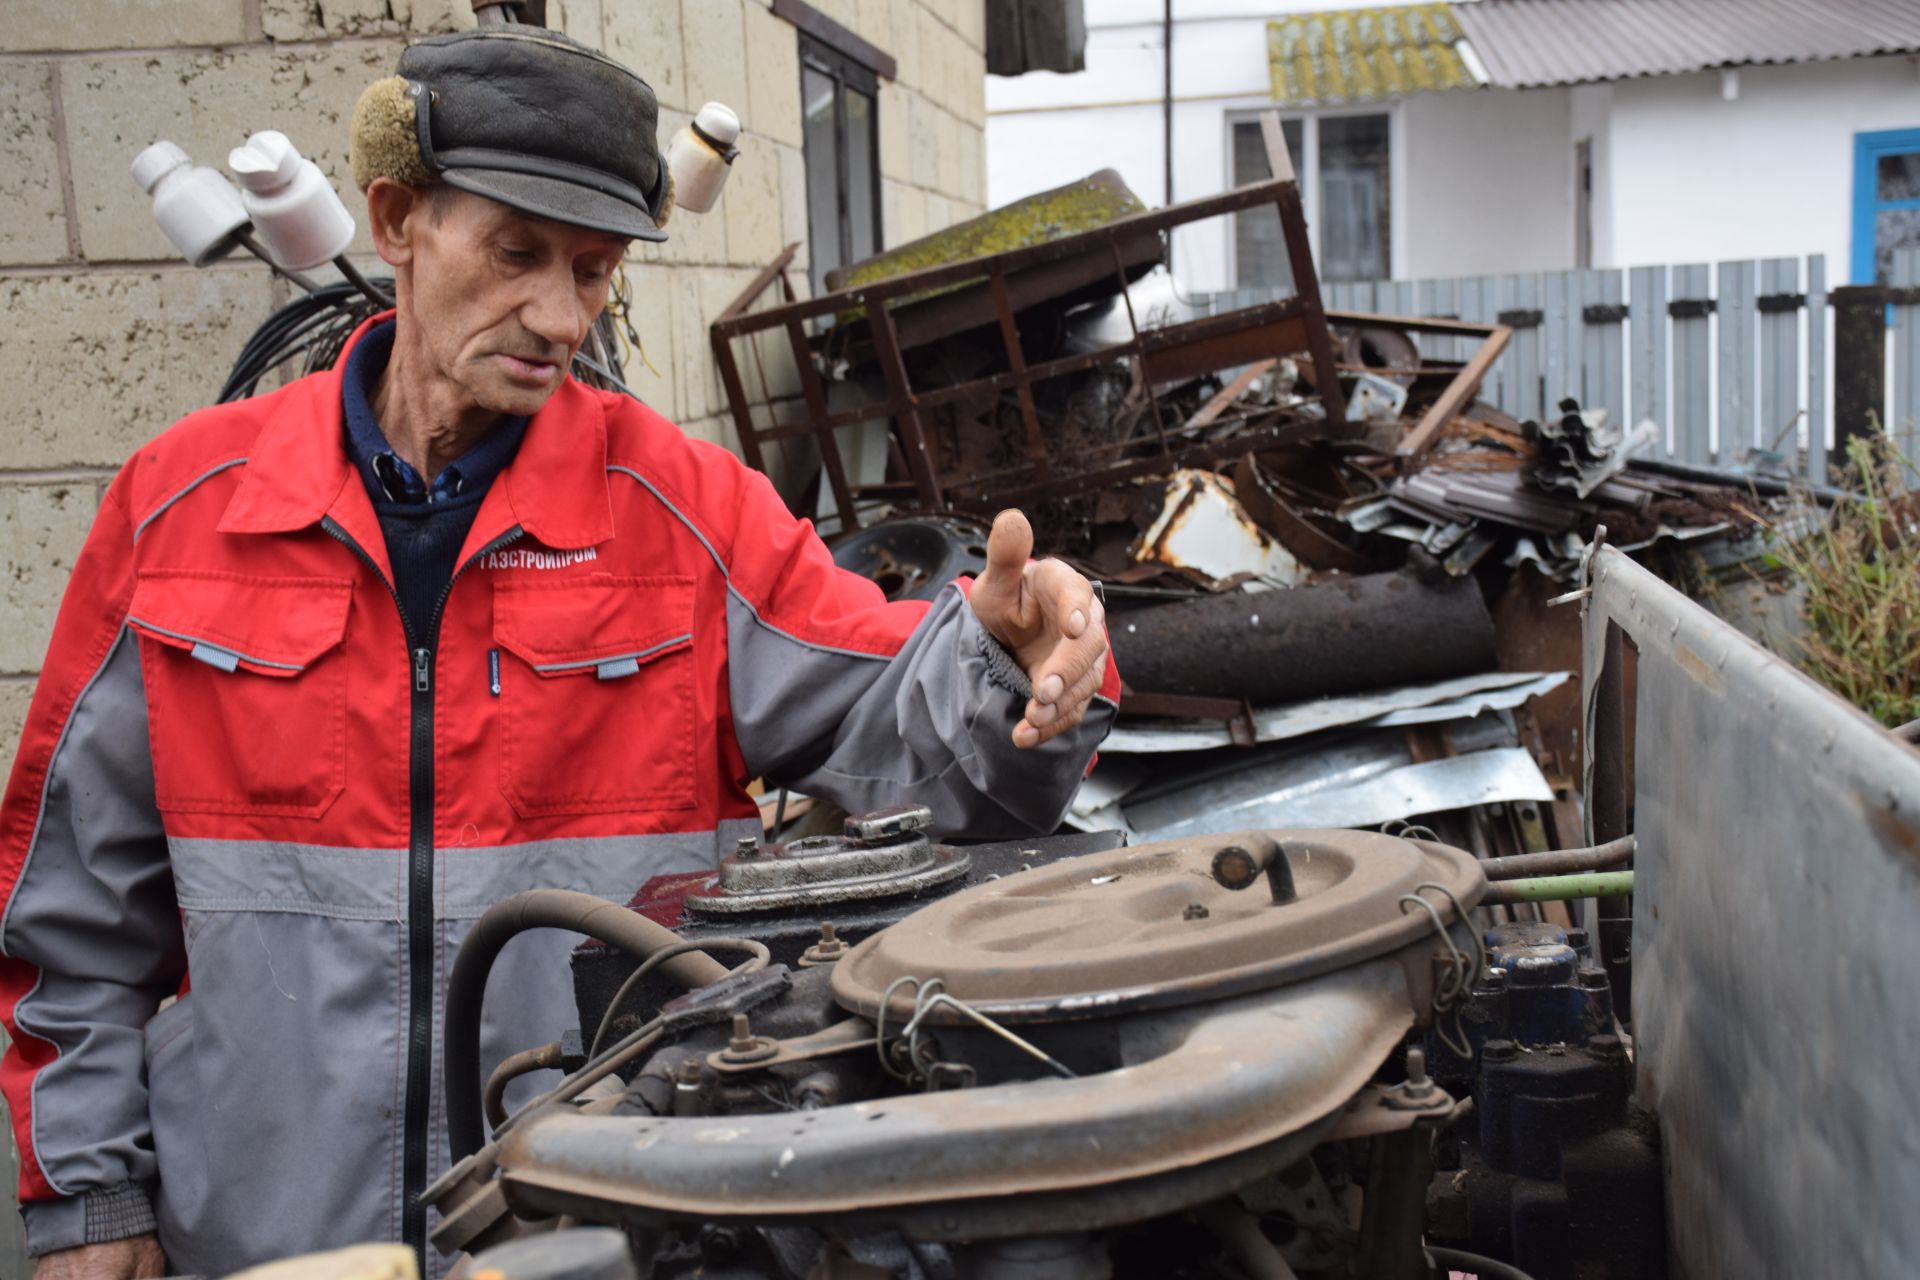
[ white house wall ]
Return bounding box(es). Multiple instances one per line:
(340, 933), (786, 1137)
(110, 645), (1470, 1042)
(1596, 56), (1920, 279)
(1401, 86), (1574, 277)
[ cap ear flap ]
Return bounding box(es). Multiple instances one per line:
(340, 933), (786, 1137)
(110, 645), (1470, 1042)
(351, 76), (434, 191)
(654, 167), (675, 229)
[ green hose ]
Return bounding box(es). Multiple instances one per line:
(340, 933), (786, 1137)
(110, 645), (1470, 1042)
(1481, 870), (1635, 905)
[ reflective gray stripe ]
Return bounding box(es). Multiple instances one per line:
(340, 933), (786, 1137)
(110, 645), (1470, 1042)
(167, 823), (752, 921)
(132, 457), (247, 544)
(596, 657), (639, 680)
(606, 464), (889, 664)
(527, 632), (693, 675)
(189, 642), (239, 673)
(125, 616), (305, 673)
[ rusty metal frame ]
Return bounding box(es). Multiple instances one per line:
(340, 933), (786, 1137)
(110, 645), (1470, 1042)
(711, 175), (1349, 531)
(1323, 309), (1514, 465)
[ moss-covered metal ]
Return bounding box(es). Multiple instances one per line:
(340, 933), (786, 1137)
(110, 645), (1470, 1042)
(825, 169), (1147, 295)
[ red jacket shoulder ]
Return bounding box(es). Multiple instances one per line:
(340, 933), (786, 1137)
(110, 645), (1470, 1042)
(597, 388), (778, 562)
(112, 377), (310, 531)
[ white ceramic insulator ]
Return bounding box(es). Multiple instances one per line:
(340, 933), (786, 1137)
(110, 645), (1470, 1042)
(131, 140), (250, 267)
(665, 102), (741, 215)
(227, 130), (356, 271)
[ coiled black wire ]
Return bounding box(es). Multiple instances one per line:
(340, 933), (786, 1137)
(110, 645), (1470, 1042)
(218, 277), (634, 403)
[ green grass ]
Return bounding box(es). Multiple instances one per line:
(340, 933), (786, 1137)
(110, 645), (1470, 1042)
(1760, 431), (1920, 729)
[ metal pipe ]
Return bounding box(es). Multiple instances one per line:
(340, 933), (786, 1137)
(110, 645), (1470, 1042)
(1480, 870), (1636, 906)
(485, 1042), (563, 1130)
(1479, 836), (1636, 881)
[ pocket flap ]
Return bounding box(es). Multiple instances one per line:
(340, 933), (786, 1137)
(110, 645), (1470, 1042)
(128, 572), (354, 677)
(493, 575), (695, 678)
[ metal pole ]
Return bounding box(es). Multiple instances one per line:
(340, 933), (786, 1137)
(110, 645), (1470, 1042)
(1163, 0), (1174, 270)
(1481, 870), (1636, 906)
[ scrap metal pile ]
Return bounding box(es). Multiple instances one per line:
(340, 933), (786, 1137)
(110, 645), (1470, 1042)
(710, 145), (1771, 855)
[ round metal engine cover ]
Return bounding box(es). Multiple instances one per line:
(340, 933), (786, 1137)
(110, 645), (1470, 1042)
(831, 828), (1484, 1024)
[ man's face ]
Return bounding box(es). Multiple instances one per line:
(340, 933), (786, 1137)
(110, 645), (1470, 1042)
(400, 187), (630, 417)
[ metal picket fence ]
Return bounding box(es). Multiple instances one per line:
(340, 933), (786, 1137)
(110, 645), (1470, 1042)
(1190, 251), (1920, 487)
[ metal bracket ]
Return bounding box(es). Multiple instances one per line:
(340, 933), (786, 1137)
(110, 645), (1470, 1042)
(1668, 298), (1716, 319)
(1756, 292), (1806, 314)
(1496, 308), (1544, 329)
(1582, 304), (1629, 324)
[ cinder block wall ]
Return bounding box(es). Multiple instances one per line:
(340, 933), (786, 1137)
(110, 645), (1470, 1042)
(0, 0), (986, 1263)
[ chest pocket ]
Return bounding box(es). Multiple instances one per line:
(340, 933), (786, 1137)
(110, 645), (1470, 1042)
(492, 575), (697, 817)
(128, 572), (353, 818)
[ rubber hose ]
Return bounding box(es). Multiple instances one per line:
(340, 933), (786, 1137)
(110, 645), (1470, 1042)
(446, 889), (730, 1161)
(1427, 1246), (1540, 1280)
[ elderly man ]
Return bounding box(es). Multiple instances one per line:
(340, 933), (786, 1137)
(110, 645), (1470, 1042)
(0, 27), (1115, 1279)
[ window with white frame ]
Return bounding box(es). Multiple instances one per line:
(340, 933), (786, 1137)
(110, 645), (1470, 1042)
(1232, 112), (1392, 288)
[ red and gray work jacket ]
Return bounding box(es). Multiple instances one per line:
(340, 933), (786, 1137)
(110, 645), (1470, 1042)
(0, 319), (1118, 1275)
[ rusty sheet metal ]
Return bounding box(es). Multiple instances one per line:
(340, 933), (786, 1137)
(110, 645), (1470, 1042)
(1099, 669), (1568, 755)
(495, 962), (1416, 1238)
(1110, 570), (1496, 704)
(1233, 452), (1379, 573)
(1129, 469), (1307, 587)
(1581, 546), (1920, 1280)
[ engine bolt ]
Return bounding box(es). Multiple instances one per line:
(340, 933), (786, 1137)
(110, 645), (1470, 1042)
(719, 1012), (780, 1065)
(799, 921), (847, 967)
(736, 835), (760, 861)
(729, 1014), (755, 1052)
(1183, 901), (1210, 920)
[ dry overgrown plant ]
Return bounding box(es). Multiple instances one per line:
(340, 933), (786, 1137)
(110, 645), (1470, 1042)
(1757, 430), (1920, 728)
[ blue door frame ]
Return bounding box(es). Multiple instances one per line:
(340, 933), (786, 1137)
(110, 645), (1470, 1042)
(1853, 127), (1920, 284)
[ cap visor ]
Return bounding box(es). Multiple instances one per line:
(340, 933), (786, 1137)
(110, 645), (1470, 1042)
(440, 168), (667, 242)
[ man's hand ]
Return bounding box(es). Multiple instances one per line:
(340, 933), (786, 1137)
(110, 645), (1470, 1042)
(33, 1234), (167, 1280)
(968, 509), (1109, 749)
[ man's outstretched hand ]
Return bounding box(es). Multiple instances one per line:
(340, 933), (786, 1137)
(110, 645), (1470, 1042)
(968, 509), (1109, 749)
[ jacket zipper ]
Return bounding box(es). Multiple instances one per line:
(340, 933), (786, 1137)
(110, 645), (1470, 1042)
(322, 516), (524, 1272)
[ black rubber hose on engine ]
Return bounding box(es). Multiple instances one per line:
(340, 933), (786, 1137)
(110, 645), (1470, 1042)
(445, 889), (730, 1161)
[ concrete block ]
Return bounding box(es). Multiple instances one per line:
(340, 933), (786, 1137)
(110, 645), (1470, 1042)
(261, 0), (417, 40)
(935, 105), (961, 198)
(954, 48), (987, 128)
(955, 0), (986, 53)
(853, 0), (894, 54)
(958, 120), (983, 202)
(776, 142), (809, 259)
(0, 482), (103, 675)
(744, 0), (802, 150)
(4, 0), (245, 52)
(925, 191), (952, 234)
(919, 5), (948, 103)
(682, 0), (749, 126)
(3, 266), (277, 470)
(545, 0), (605, 47)
(60, 44), (397, 263)
(908, 91), (938, 190)
(0, 681), (36, 795)
(670, 267), (714, 422)
(878, 80), (908, 180)
(0, 63), (71, 265)
(696, 267), (762, 420)
(883, 178), (926, 247)
(807, 0), (858, 33)
(604, 0), (686, 111)
(723, 140), (785, 272)
(613, 260), (679, 421)
(892, 3), (922, 93)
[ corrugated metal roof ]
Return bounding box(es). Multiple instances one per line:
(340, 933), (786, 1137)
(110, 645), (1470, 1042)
(1266, 4), (1481, 107)
(1452, 0), (1920, 89)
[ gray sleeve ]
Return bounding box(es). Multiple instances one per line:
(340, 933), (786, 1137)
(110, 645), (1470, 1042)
(728, 584), (1116, 839)
(3, 634), (181, 1254)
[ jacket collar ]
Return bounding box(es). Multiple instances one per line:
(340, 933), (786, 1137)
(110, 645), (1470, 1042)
(220, 313), (615, 552)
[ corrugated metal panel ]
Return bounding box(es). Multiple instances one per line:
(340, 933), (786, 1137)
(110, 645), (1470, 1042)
(1454, 0), (1920, 90)
(1267, 4), (1479, 107)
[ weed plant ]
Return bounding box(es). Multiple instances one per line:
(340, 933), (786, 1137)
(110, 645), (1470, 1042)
(1759, 432), (1920, 728)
